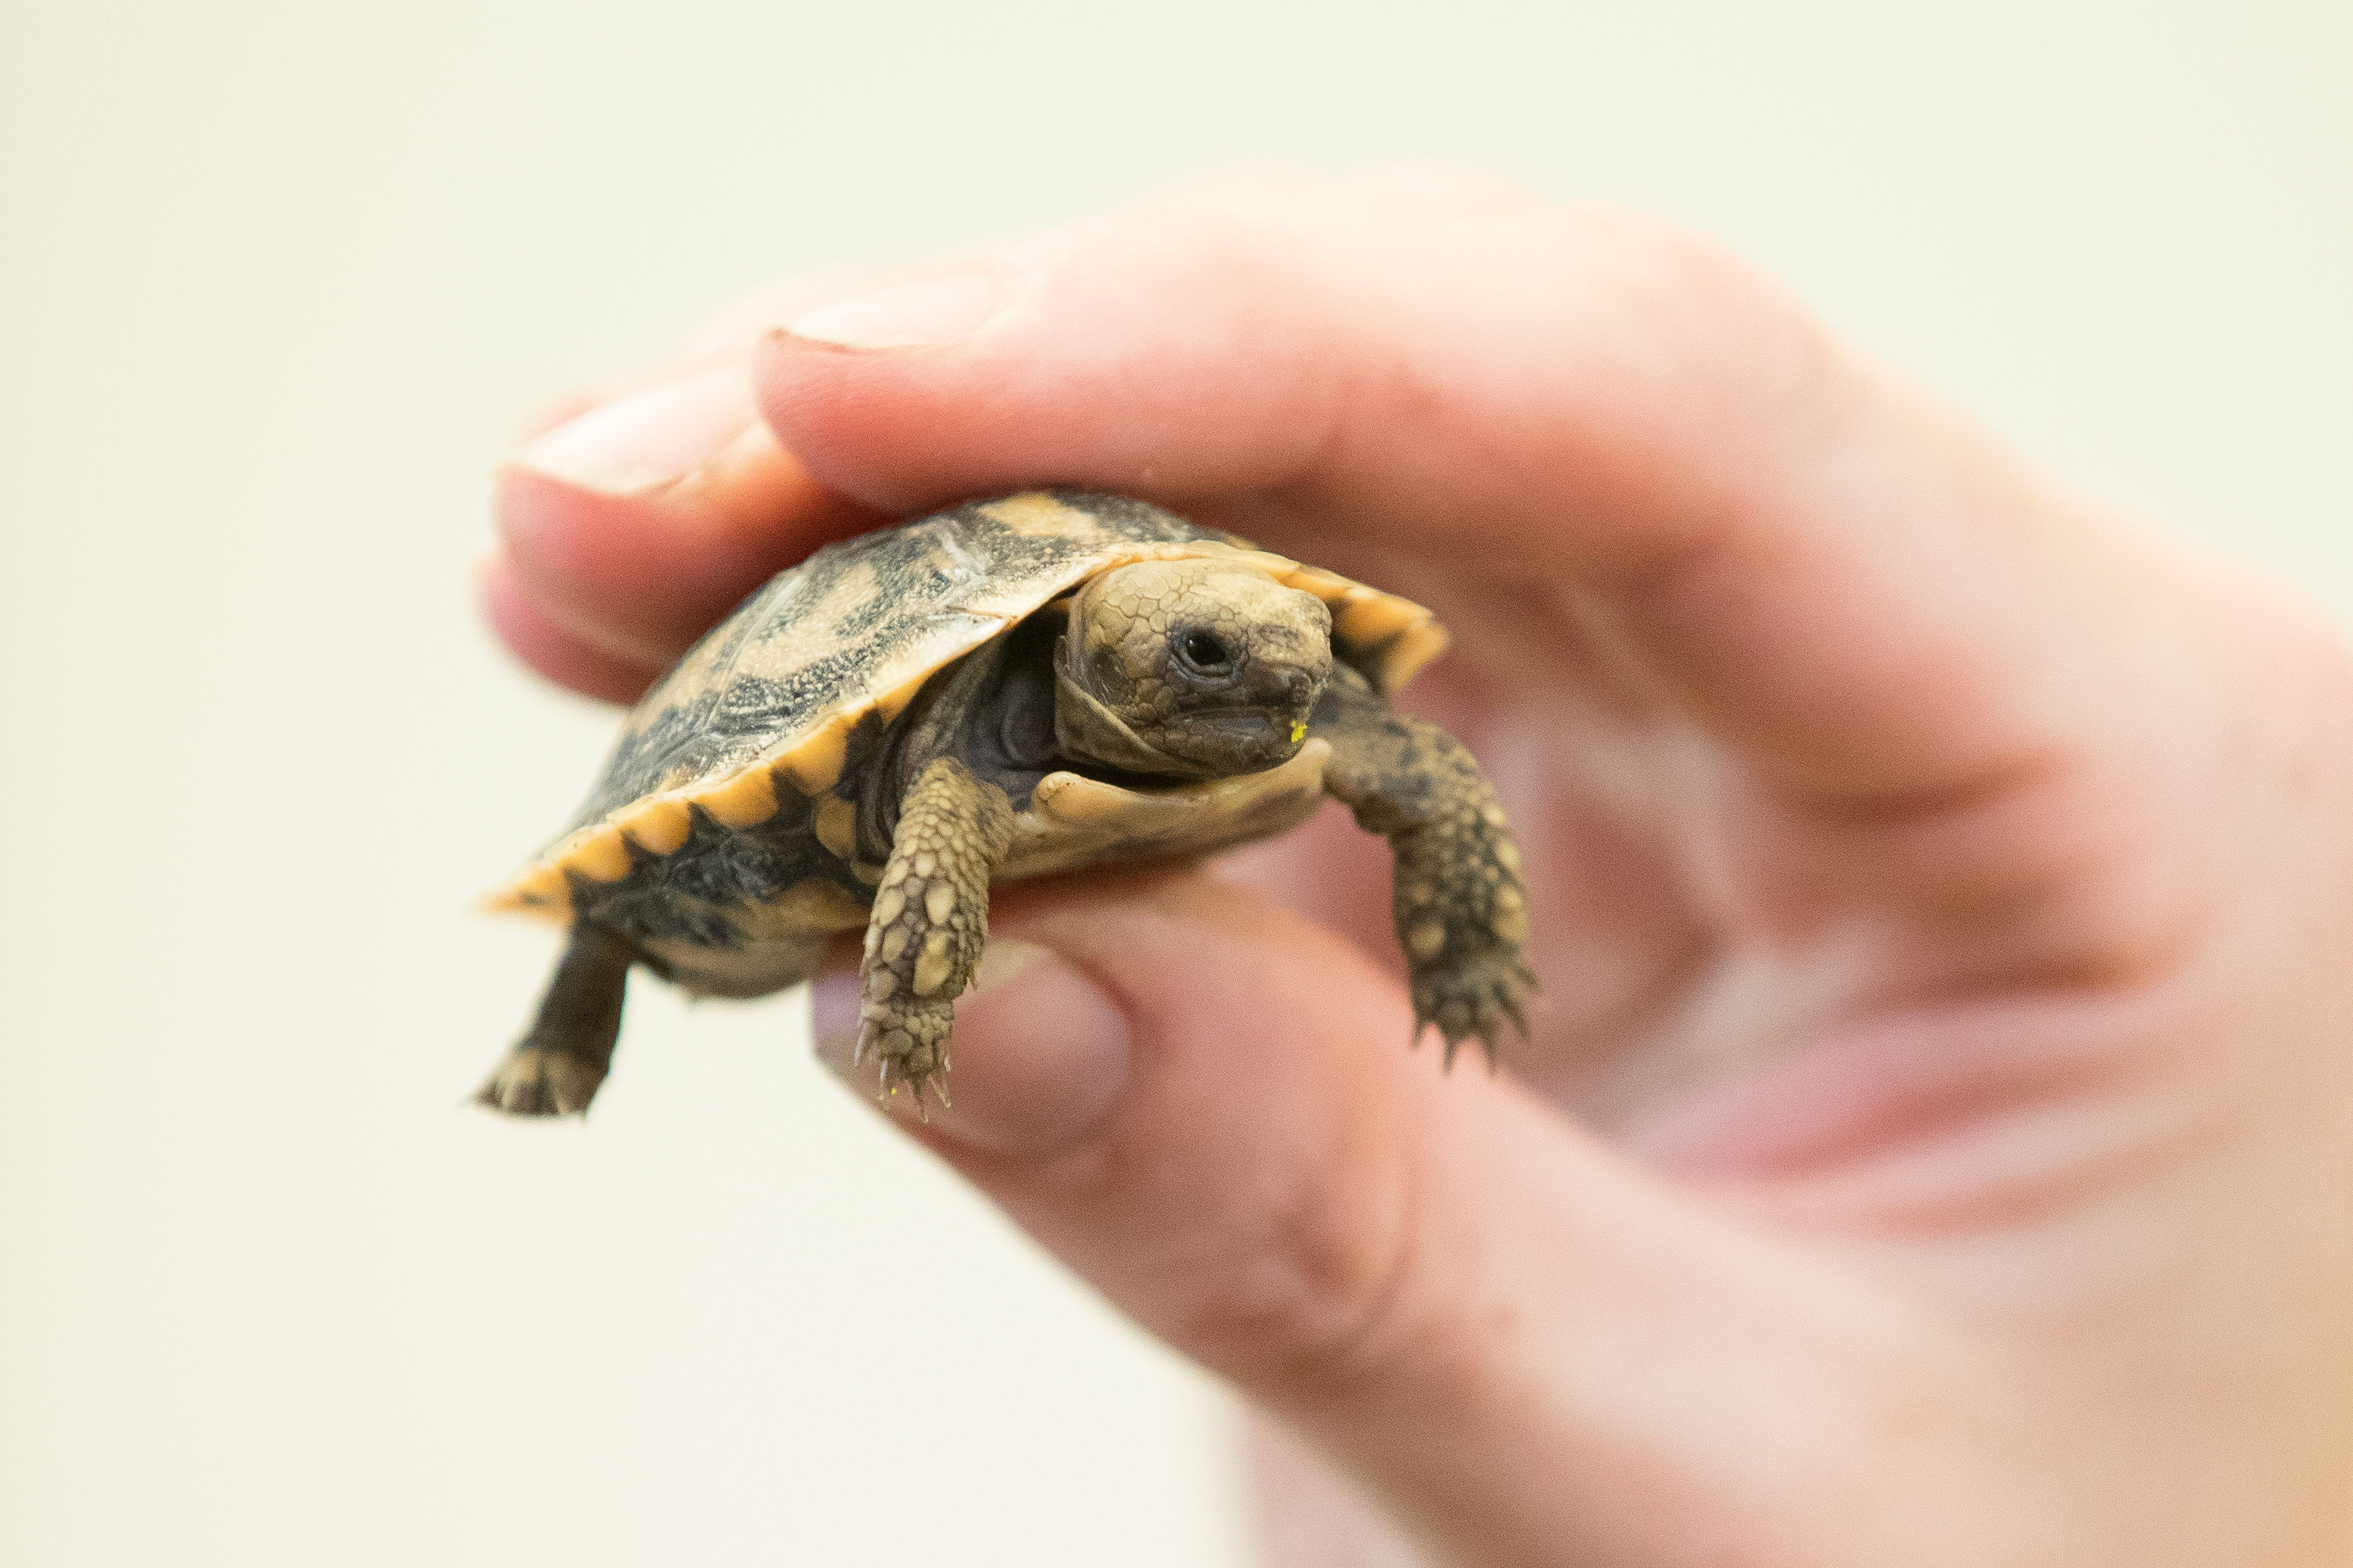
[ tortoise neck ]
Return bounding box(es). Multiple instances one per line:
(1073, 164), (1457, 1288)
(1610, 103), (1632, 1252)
(858, 617), (1064, 860)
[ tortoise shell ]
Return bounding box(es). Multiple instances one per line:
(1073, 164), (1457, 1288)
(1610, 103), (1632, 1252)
(486, 491), (1446, 925)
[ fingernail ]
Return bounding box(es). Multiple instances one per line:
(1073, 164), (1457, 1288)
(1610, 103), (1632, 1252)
(780, 270), (1004, 350)
(813, 939), (1131, 1156)
(509, 364), (755, 494)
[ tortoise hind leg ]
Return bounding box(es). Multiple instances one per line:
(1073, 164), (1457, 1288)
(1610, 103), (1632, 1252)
(477, 922), (635, 1116)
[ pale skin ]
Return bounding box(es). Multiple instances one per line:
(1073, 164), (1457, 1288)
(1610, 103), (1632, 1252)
(485, 169), (2353, 1565)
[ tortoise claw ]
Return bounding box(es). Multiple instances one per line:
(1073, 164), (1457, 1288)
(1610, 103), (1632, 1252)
(1413, 951), (1534, 1074)
(1499, 976), (1531, 1042)
(862, 1011), (951, 1118)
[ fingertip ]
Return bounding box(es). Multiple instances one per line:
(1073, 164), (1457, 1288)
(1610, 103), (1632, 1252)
(491, 462), (696, 667)
(475, 557), (664, 705)
(507, 365), (758, 497)
(507, 386), (620, 447)
(492, 421), (888, 668)
(776, 269), (1009, 352)
(748, 326), (1014, 513)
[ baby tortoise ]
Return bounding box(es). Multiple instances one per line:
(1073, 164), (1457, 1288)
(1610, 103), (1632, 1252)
(480, 491), (1532, 1114)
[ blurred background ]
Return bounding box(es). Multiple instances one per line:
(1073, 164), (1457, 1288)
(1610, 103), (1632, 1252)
(2, 1), (2346, 1563)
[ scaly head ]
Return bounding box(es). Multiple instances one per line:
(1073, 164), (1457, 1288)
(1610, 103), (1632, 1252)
(1055, 559), (1334, 778)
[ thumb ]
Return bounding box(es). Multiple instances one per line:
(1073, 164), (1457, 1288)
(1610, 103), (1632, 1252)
(813, 869), (2010, 1565)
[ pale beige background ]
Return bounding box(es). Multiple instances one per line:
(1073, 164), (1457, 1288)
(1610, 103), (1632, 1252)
(2, 2), (2346, 1564)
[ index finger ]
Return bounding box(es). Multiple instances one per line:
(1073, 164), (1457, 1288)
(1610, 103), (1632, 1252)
(498, 169), (2173, 814)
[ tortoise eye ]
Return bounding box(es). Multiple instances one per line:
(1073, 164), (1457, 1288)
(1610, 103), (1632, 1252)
(1175, 629), (1234, 676)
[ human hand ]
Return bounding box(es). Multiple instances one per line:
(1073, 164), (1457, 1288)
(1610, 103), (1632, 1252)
(485, 168), (2353, 1566)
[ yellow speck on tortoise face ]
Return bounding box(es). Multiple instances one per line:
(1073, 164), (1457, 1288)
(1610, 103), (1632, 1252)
(1290, 721), (1307, 743)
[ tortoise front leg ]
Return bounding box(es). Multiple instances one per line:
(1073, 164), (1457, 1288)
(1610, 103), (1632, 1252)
(1313, 666), (1535, 1067)
(476, 920), (635, 1115)
(857, 756), (1015, 1109)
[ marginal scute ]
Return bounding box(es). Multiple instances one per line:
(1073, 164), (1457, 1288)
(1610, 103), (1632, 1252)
(813, 796), (858, 859)
(873, 675), (928, 723)
(777, 717), (854, 797)
(480, 863), (572, 923)
(1262, 566), (1445, 693)
(618, 796), (693, 855)
(698, 763), (780, 828)
(1282, 564), (1357, 601)
(569, 825), (633, 883)
(1335, 590), (1417, 641)
(1375, 621), (1450, 693)
(863, 614), (1022, 721)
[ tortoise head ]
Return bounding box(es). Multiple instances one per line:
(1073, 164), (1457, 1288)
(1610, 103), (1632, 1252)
(1054, 558), (1333, 779)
